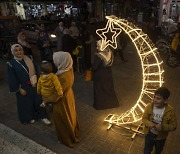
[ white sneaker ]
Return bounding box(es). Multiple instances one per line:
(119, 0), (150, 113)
(41, 118), (51, 125)
(30, 120), (35, 124)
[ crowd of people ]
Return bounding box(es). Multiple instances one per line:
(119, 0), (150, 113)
(5, 19), (178, 152)
(6, 20), (126, 147)
(53, 21), (93, 74)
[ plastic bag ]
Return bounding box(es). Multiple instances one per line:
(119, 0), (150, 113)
(72, 47), (79, 55)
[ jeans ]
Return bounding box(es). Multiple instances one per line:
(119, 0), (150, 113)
(144, 131), (166, 154)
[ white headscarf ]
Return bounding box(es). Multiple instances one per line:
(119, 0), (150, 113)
(11, 44), (37, 86)
(96, 40), (113, 66)
(53, 51), (73, 75)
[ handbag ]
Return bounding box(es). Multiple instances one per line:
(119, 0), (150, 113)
(84, 69), (92, 81)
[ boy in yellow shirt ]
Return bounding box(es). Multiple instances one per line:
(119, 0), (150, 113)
(37, 61), (63, 107)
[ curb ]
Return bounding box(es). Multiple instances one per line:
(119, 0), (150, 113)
(0, 123), (56, 154)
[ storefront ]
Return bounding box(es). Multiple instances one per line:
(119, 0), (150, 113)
(104, 0), (122, 17)
(15, 1), (74, 20)
(102, 0), (161, 24)
(16, 3), (26, 19)
(23, 3), (44, 19)
(46, 2), (73, 16)
(161, 0), (180, 23)
(0, 2), (16, 16)
(0, 1), (91, 22)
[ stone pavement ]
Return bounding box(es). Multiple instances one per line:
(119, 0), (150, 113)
(0, 123), (55, 154)
(0, 43), (180, 154)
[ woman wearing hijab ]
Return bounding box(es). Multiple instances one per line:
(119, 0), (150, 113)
(53, 51), (80, 148)
(17, 32), (33, 58)
(7, 44), (51, 125)
(92, 40), (119, 110)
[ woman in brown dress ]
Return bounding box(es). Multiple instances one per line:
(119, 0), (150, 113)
(53, 51), (80, 148)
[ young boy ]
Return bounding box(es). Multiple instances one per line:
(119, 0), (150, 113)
(37, 61), (63, 107)
(142, 87), (177, 154)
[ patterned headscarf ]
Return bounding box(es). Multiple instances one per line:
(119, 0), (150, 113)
(53, 51), (73, 75)
(96, 40), (113, 66)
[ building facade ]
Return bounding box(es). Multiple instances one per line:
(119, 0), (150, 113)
(1, 0), (178, 25)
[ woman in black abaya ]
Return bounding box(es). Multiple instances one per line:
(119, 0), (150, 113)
(92, 40), (119, 110)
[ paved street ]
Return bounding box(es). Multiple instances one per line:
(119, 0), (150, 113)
(0, 123), (55, 154)
(0, 43), (180, 154)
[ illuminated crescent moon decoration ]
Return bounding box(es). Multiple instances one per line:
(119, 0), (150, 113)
(96, 16), (164, 125)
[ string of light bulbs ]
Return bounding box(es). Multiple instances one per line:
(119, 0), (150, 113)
(96, 15), (164, 125)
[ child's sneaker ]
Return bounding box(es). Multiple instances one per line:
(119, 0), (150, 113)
(40, 102), (46, 107)
(30, 119), (35, 124)
(41, 118), (51, 125)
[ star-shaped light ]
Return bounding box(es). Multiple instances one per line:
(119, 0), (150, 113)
(96, 20), (122, 51)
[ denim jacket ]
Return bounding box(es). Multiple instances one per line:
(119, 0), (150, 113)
(142, 103), (177, 140)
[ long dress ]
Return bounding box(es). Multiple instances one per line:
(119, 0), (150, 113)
(52, 68), (80, 148)
(92, 55), (119, 110)
(7, 59), (47, 124)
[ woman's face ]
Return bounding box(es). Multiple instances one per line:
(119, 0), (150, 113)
(96, 44), (101, 52)
(13, 46), (24, 58)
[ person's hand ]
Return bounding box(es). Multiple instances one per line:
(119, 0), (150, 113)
(20, 88), (26, 95)
(155, 124), (162, 131)
(150, 122), (156, 129)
